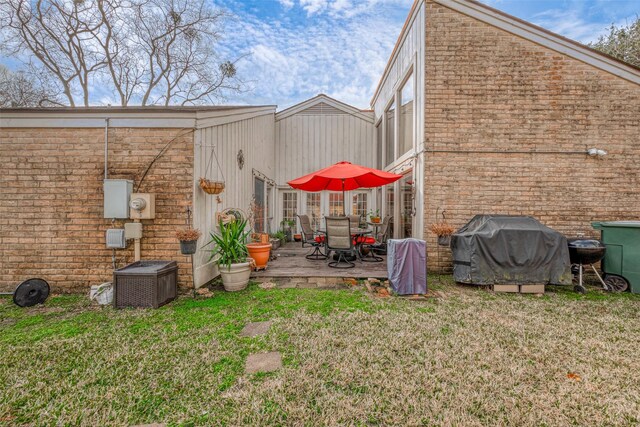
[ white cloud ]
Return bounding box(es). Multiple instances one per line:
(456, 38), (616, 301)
(532, 9), (611, 44)
(278, 0), (295, 8)
(218, 1), (407, 109)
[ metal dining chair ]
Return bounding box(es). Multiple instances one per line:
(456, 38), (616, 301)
(297, 214), (327, 260)
(325, 216), (356, 268)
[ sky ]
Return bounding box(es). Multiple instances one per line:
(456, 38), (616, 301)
(215, 0), (639, 110)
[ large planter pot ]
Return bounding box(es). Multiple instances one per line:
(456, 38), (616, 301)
(179, 240), (198, 255)
(219, 262), (251, 291)
(246, 242), (272, 270)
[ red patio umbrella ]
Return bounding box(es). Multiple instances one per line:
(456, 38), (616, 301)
(287, 161), (402, 215)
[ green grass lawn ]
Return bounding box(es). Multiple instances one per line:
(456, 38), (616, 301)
(1, 277), (639, 426)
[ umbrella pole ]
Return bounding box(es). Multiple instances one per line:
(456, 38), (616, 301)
(342, 179), (346, 216)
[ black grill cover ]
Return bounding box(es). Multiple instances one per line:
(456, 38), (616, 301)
(451, 215), (572, 285)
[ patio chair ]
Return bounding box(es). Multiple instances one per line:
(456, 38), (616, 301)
(371, 216), (392, 256)
(348, 214), (361, 228)
(297, 214), (327, 260)
(325, 216), (356, 268)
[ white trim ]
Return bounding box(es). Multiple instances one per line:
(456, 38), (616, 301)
(276, 94), (374, 123)
(196, 107), (276, 129)
(0, 106), (277, 129)
(436, 0), (640, 85)
(371, 0), (423, 106)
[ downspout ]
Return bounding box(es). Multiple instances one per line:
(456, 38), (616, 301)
(104, 118), (110, 179)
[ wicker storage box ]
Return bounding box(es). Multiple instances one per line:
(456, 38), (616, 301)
(113, 261), (178, 308)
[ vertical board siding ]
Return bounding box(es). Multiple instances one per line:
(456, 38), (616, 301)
(274, 114), (375, 184)
(193, 113), (275, 285)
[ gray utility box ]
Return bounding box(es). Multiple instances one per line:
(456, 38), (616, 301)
(104, 179), (133, 219)
(113, 261), (178, 308)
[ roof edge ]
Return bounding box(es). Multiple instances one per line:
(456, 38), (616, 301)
(276, 94), (374, 123)
(437, 0), (640, 83)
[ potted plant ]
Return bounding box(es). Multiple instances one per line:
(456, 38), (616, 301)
(368, 209), (381, 224)
(280, 219), (295, 242)
(293, 233), (302, 242)
(175, 228), (201, 255)
(429, 222), (456, 247)
(208, 219), (252, 291)
(246, 233), (272, 272)
(270, 231), (286, 250)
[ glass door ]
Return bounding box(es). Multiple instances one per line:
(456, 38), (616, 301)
(399, 171), (414, 238)
(385, 183), (395, 238)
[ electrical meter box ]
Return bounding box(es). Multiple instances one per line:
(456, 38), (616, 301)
(104, 179), (133, 219)
(129, 193), (156, 220)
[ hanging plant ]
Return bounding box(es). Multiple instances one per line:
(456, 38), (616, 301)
(199, 177), (225, 195)
(176, 228), (202, 255)
(429, 222), (455, 247)
(199, 144), (226, 194)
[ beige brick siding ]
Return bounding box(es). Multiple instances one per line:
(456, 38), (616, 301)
(424, 1), (640, 272)
(0, 127), (194, 292)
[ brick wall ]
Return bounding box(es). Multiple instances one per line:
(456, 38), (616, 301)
(0, 127), (194, 292)
(424, 1), (640, 271)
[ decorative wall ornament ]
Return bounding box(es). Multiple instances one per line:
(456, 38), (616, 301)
(237, 149), (245, 170)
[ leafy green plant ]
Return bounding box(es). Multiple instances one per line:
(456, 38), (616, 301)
(368, 209), (380, 219)
(270, 231), (286, 243)
(280, 219), (295, 229)
(208, 219), (250, 270)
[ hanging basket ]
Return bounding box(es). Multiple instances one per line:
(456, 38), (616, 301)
(199, 177), (225, 195)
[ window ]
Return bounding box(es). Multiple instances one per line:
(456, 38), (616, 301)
(385, 101), (395, 167)
(352, 192), (368, 220)
(253, 177), (265, 233)
(282, 192), (297, 230)
(376, 121), (383, 169)
(306, 193), (321, 230)
(399, 74), (414, 156)
(328, 192), (344, 216)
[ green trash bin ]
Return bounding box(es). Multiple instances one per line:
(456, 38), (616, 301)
(592, 221), (640, 293)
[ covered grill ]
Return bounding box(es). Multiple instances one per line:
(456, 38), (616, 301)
(451, 215), (572, 286)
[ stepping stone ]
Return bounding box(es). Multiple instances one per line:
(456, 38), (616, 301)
(240, 321), (272, 337)
(245, 351), (282, 374)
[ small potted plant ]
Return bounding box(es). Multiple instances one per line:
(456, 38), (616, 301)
(175, 228), (201, 255)
(208, 219), (252, 291)
(429, 222), (456, 247)
(369, 209), (381, 223)
(280, 219), (295, 242)
(270, 231), (286, 249)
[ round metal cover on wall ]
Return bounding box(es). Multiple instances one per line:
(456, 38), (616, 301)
(13, 278), (50, 307)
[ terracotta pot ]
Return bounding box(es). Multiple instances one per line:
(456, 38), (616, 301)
(246, 242), (272, 270)
(293, 234), (302, 242)
(219, 262), (251, 291)
(371, 217), (381, 224)
(260, 233), (270, 244)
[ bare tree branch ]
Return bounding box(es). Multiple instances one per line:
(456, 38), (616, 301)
(0, 0), (244, 106)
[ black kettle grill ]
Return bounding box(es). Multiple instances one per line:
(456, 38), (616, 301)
(567, 239), (608, 293)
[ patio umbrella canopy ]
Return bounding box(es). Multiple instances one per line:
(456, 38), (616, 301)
(288, 161), (401, 192)
(288, 161), (402, 215)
